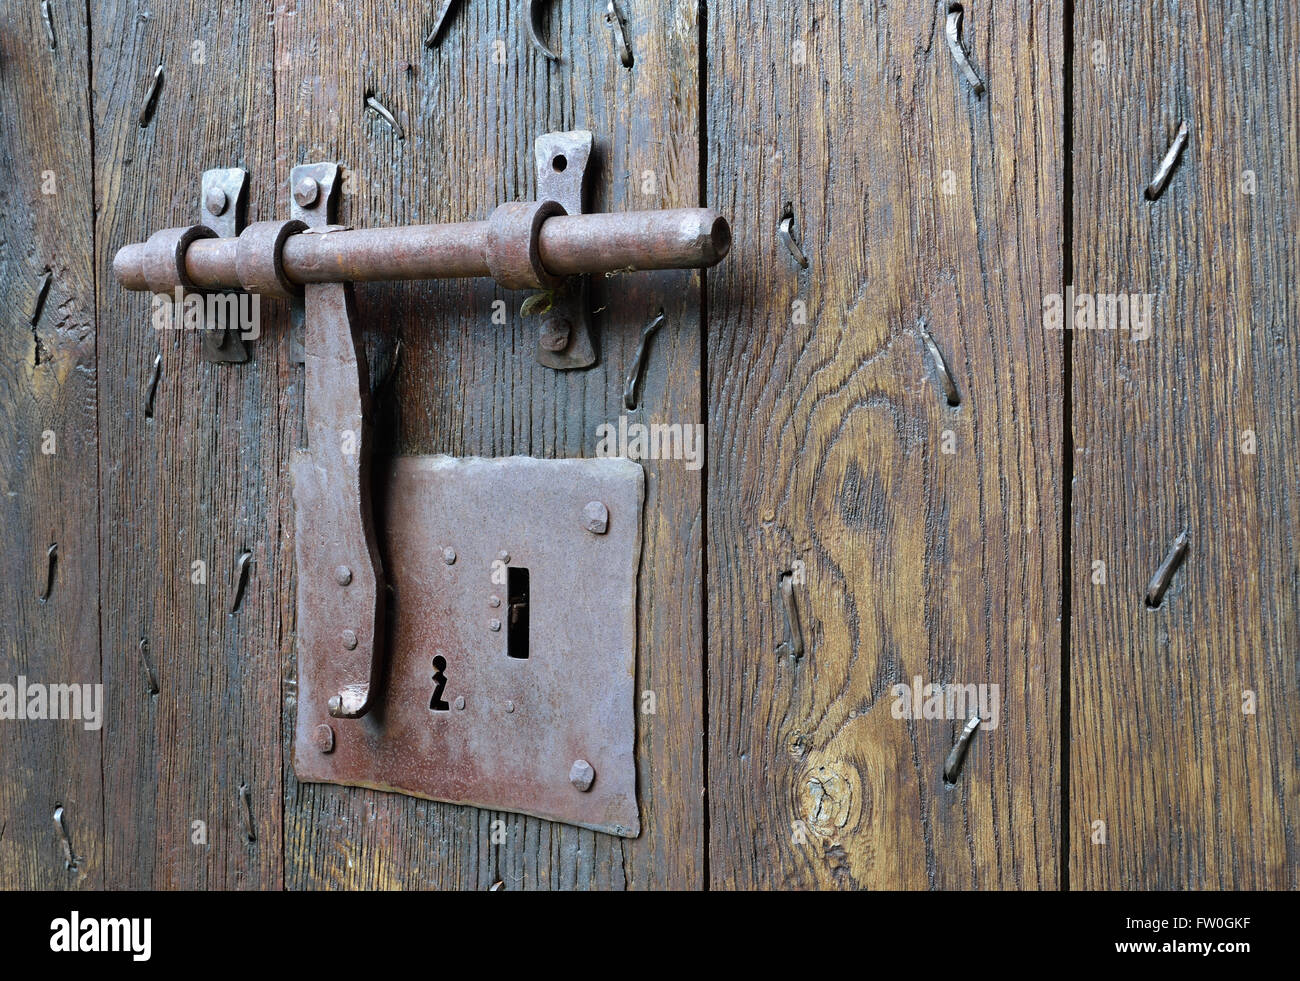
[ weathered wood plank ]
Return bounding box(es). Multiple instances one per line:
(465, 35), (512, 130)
(0, 0), (103, 890)
(279, 0), (703, 889)
(706, 1), (1063, 888)
(92, 0), (283, 887)
(1071, 0), (1300, 889)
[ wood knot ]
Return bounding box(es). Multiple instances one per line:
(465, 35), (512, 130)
(798, 762), (860, 838)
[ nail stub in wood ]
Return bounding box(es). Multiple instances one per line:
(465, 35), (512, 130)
(38, 542), (57, 603)
(945, 3), (984, 95)
(30, 270), (52, 325)
(137, 63), (163, 128)
(1145, 529), (1189, 608)
(424, 0), (457, 47)
(238, 784), (256, 842)
(41, 1), (56, 49)
(776, 571), (804, 659)
(943, 713), (981, 783)
(623, 309), (665, 411)
(138, 638), (160, 695)
(777, 202), (809, 269)
(919, 319), (960, 406)
(229, 550), (253, 614)
(1145, 121), (1189, 201)
(53, 805), (77, 870)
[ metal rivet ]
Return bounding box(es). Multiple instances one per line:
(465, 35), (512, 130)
(205, 187), (228, 216)
(583, 500), (609, 535)
(294, 177), (320, 208)
(341, 629), (358, 650)
(489, 618), (502, 632)
(569, 759), (595, 792)
(454, 695), (466, 711)
(505, 700), (515, 713)
(334, 565), (353, 586)
(540, 316), (572, 352)
(314, 724), (335, 754)
(498, 551), (510, 563)
(443, 547), (457, 565)
(489, 594), (502, 608)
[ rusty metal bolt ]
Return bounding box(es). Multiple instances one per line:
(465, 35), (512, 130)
(293, 177), (320, 208)
(569, 759), (596, 792)
(205, 187), (228, 216)
(314, 724), (335, 754)
(443, 547), (457, 565)
(539, 317), (571, 352)
(489, 618), (502, 632)
(341, 629), (358, 650)
(334, 565), (353, 586)
(583, 501), (609, 535)
(454, 696), (466, 711)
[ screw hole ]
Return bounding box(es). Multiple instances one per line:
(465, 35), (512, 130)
(552, 154), (567, 172)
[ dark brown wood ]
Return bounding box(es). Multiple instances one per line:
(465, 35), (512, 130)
(0, 0), (103, 889)
(91, 0), (284, 888)
(276, 0), (703, 889)
(1071, 1), (1300, 889)
(706, 1), (1064, 888)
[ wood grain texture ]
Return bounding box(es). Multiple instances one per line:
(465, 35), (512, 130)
(706, 1), (1064, 888)
(91, 0), (284, 888)
(0, 0), (103, 889)
(276, 0), (703, 889)
(1071, 0), (1300, 888)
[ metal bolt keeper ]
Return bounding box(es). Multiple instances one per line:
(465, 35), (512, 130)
(236, 219), (308, 298)
(484, 199), (568, 291)
(135, 224), (217, 296)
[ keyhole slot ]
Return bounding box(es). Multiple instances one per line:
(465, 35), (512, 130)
(430, 654), (450, 711)
(507, 567), (529, 660)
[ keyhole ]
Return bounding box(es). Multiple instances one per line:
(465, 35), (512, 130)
(507, 567), (529, 659)
(430, 655), (450, 711)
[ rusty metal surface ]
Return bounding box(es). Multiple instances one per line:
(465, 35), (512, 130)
(291, 278), (386, 720)
(534, 130), (595, 369)
(293, 454), (644, 837)
(199, 168), (250, 362)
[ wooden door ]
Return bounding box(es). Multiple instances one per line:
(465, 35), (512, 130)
(1, 1), (1294, 891)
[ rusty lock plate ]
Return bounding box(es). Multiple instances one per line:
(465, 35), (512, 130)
(294, 454), (643, 837)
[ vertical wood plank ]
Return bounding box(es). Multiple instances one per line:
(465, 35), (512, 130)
(0, 0), (103, 889)
(1071, 0), (1300, 888)
(92, 0), (283, 887)
(707, 1), (1063, 888)
(279, 0), (703, 889)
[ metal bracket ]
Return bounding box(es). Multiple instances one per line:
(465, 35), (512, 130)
(533, 131), (596, 369)
(198, 167), (250, 362)
(294, 455), (643, 837)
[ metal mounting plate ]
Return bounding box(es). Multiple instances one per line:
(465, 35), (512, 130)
(293, 454), (643, 837)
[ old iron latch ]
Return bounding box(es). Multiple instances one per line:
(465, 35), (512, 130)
(113, 130), (730, 836)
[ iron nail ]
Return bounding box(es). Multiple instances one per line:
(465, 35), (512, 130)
(137, 63), (164, 128)
(334, 565), (353, 586)
(777, 202), (809, 269)
(364, 94), (405, 140)
(341, 628), (358, 650)
(293, 177), (320, 208)
(443, 546), (457, 565)
(1145, 530), (1189, 608)
(918, 319), (961, 407)
(454, 695), (466, 710)
(229, 549), (252, 614)
(583, 500), (609, 535)
(943, 713), (981, 783)
(38, 542), (57, 603)
(424, 0), (457, 47)
(138, 638), (159, 695)
(527, 0), (561, 60)
(53, 805), (77, 870)
(238, 783), (256, 842)
(945, 3), (985, 95)
(314, 724), (336, 754)
(623, 309), (665, 411)
(604, 0), (634, 68)
(775, 570), (804, 659)
(41, 1), (56, 49)
(205, 186), (228, 216)
(569, 759), (595, 792)
(30, 269), (52, 326)
(144, 353), (162, 419)
(489, 618), (502, 631)
(1145, 121), (1189, 201)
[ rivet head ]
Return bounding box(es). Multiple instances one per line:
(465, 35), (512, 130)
(489, 618), (502, 632)
(294, 177), (320, 208)
(489, 594), (502, 608)
(314, 724), (335, 753)
(569, 759), (596, 792)
(583, 501), (609, 535)
(539, 316), (572, 352)
(205, 187), (228, 216)
(454, 695), (466, 711)
(505, 700), (515, 713)
(497, 550), (511, 563)
(443, 547), (457, 565)
(341, 629), (358, 650)
(334, 565), (353, 586)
